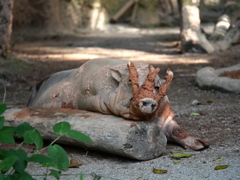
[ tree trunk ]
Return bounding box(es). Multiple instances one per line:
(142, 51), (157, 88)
(0, 0), (13, 57)
(179, 0), (214, 53)
(179, 0), (240, 53)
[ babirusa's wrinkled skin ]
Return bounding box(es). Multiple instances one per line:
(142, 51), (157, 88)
(28, 58), (209, 150)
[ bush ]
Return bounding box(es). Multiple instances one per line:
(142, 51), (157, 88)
(0, 83), (92, 180)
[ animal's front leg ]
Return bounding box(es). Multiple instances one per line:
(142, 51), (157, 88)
(157, 96), (209, 150)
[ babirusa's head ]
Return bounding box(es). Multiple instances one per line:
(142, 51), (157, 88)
(127, 62), (173, 119)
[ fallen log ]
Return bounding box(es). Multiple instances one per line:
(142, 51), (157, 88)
(196, 63), (240, 93)
(4, 107), (167, 160)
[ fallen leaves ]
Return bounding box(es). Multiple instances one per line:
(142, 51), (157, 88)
(173, 160), (180, 164)
(69, 159), (83, 168)
(153, 168), (167, 174)
(224, 128), (231, 131)
(190, 112), (200, 116)
(214, 158), (223, 162)
(206, 99), (213, 103)
(171, 152), (192, 158)
(214, 165), (229, 170)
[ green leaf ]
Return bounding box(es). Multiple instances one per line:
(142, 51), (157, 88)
(0, 149), (28, 173)
(206, 99), (213, 103)
(0, 126), (15, 134)
(67, 130), (92, 143)
(215, 158), (223, 161)
(10, 171), (35, 180)
(153, 168), (167, 174)
(0, 103), (7, 115)
(16, 122), (34, 137)
(0, 149), (12, 160)
(48, 144), (69, 171)
(15, 149), (28, 160)
(13, 159), (28, 174)
(28, 154), (55, 167)
(0, 174), (5, 179)
(173, 160), (180, 164)
(0, 132), (15, 144)
(12, 149), (28, 173)
(50, 169), (60, 180)
(53, 122), (71, 135)
(214, 165), (229, 170)
(79, 173), (84, 180)
(23, 129), (43, 149)
(171, 152), (192, 158)
(190, 112), (200, 116)
(0, 116), (4, 130)
(0, 156), (17, 172)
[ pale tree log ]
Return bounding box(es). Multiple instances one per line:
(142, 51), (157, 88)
(180, 0), (214, 53)
(179, 0), (240, 53)
(0, 0), (13, 57)
(4, 108), (167, 160)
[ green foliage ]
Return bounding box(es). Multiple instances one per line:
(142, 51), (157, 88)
(0, 103), (6, 115)
(48, 144), (69, 171)
(0, 99), (92, 179)
(23, 129), (43, 149)
(53, 122), (93, 143)
(15, 122), (34, 137)
(50, 169), (60, 180)
(53, 122), (71, 135)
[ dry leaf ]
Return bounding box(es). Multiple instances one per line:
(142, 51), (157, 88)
(69, 159), (83, 168)
(131, 123), (137, 127)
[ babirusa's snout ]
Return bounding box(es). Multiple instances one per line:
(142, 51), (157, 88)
(139, 98), (158, 114)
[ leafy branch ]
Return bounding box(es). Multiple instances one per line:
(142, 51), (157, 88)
(0, 84), (92, 180)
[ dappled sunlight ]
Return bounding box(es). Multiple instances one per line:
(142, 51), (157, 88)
(15, 45), (210, 65)
(13, 24), (216, 66)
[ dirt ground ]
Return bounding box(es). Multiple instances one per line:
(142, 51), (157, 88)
(0, 25), (240, 179)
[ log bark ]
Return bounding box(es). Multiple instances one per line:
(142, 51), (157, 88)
(0, 0), (13, 56)
(4, 108), (167, 160)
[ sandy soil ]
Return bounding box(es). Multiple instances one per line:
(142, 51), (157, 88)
(0, 25), (239, 179)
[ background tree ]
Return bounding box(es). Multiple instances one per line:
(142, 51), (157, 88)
(179, 0), (240, 53)
(0, 0), (13, 57)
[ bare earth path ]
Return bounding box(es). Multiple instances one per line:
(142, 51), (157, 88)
(0, 25), (240, 179)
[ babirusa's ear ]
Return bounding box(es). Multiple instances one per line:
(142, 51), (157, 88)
(110, 69), (122, 82)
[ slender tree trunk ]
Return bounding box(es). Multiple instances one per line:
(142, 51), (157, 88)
(179, 0), (214, 53)
(0, 0), (13, 57)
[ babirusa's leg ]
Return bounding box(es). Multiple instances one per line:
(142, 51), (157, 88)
(157, 96), (209, 150)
